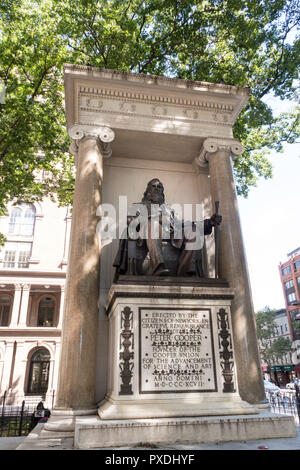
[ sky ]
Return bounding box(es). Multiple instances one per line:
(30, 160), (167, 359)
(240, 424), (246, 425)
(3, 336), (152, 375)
(237, 98), (300, 312)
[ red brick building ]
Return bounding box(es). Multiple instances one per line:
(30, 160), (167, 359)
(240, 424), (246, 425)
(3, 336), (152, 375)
(279, 247), (300, 377)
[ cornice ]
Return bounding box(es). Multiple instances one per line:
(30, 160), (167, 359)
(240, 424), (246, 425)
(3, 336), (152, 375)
(0, 327), (61, 337)
(64, 65), (250, 145)
(0, 269), (67, 278)
(105, 282), (234, 313)
(64, 64), (251, 99)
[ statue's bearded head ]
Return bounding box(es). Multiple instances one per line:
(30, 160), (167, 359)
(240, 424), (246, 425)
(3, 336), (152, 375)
(142, 178), (165, 205)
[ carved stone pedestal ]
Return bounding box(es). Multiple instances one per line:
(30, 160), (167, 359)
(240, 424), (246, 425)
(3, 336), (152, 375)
(19, 279), (297, 449)
(67, 280), (295, 449)
(98, 281), (257, 420)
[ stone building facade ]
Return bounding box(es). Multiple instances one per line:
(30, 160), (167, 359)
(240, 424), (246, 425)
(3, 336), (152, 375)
(0, 197), (71, 406)
(260, 309), (295, 385)
(279, 247), (300, 379)
(279, 247), (300, 342)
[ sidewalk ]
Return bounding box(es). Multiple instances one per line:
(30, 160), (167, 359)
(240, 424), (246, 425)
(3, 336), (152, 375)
(0, 437), (26, 450)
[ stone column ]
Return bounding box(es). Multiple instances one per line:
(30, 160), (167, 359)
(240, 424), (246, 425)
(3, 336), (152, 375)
(29, 213), (43, 266)
(10, 284), (22, 326)
(60, 207), (72, 269)
(1, 341), (15, 392)
(18, 284), (30, 327)
(195, 137), (265, 405)
(57, 285), (65, 329)
(54, 125), (115, 412)
(12, 341), (25, 398)
(52, 342), (61, 398)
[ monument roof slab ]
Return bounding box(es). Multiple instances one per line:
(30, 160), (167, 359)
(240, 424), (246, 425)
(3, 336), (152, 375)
(64, 64), (250, 163)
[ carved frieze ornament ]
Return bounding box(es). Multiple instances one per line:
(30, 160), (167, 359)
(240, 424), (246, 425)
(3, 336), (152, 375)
(68, 124), (115, 159)
(217, 308), (236, 393)
(195, 137), (244, 168)
(119, 306), (134, 395)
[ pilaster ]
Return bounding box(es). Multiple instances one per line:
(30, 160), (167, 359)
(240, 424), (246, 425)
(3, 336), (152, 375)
(18, 284), (31, 327)
(10, 284), (22, 327)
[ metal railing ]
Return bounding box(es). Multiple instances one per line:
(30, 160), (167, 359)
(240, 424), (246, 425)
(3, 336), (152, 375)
(1, 389), (298, 437)
(265, 390), (300, 424)
(0, 391), (55, 437)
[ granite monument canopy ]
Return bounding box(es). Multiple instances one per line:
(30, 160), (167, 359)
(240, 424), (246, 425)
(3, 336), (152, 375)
(64, 64), (250, 164)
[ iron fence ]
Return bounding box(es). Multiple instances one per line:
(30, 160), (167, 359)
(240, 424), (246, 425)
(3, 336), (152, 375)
(1, 389), (298, 437)
(0, 391), (55, 437)
(265, 390), (300, 424)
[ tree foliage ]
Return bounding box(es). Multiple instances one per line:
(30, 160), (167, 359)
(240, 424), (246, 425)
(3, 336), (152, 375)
(256, 306), (292, 363)
(0, 0), (299, 216)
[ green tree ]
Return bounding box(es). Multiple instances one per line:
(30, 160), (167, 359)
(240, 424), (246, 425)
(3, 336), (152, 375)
(256, 307), (292, 363)
(0, 0), (299, 225)
(0, 0), (74, 220)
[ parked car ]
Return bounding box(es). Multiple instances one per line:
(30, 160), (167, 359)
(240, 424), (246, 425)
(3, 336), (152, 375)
(264, 380), (280, 394)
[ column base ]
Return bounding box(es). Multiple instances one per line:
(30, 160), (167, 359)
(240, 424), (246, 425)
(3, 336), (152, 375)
(43, 408), (96, 434)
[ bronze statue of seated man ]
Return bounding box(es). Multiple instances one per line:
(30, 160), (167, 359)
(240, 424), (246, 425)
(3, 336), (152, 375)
(113, 178), (221, 277)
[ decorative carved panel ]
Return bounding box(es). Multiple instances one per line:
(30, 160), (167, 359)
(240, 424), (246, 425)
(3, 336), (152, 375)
(119, 306), (134, 395)
(217, 308), (236, 393)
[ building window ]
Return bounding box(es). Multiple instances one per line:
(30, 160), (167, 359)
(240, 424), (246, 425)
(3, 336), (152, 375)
(3, 242), (32, 268)
(37, 297), (55, 327)
(27, 348), (50, 394)
(287, 292), (297, 304)
(290, 309), (300, 321)
(294, 260), (300, 271)
(8, 203), (36, 236)
(284, 279), (294, 289)
(282, 265), (291, 276)
(0, 295), (11, 326)
(8, 207), (22, 235)
(280, 325), (283, 334)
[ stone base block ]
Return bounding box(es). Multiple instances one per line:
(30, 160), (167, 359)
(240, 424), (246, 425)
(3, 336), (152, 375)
(98, 396), (258, 420)
(74, 412), (297, 449)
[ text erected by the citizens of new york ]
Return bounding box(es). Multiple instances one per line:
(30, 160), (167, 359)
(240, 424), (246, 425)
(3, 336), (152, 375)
(139, 308), (217, 393)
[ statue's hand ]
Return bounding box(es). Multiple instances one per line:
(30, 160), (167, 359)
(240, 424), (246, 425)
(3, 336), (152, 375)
(210, 213), (222, 226)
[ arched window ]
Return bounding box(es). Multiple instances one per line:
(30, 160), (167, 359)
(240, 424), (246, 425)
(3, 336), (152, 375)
(37, 297), (55, 327)
(27, 348), (51, 394)
(22, 205), (36, 235)
(0, 295), (11, 326)
(8, 203), (36, 236)
(8, 207), (22, 234)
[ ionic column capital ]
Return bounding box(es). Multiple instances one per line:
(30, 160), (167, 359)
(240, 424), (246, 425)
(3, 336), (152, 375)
(68, 124), (115, 159)
(21, 283), (31, 291)
(195, 137), (244, 168)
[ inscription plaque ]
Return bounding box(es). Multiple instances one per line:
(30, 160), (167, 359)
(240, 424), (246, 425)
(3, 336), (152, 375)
(139, 308), (217, 393)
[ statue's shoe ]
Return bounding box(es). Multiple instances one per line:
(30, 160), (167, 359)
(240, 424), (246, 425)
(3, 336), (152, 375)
(154, 266), (171, 276)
